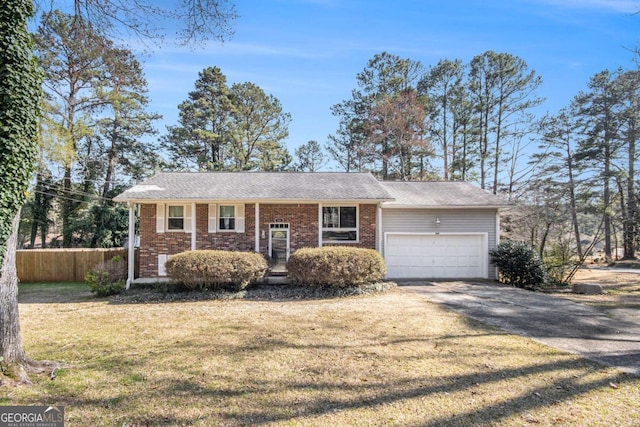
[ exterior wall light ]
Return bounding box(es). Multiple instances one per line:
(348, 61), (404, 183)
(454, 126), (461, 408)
(435, 217), (441, 225)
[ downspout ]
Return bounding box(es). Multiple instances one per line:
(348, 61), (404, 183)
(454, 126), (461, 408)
(191, 202), (197, 251)
(255, 203), (260, 252)
(126, 201), (135, 290)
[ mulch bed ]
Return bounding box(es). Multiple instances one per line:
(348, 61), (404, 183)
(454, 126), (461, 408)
(110, 281), (397, 304)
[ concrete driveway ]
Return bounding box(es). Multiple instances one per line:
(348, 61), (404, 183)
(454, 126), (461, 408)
(401, 281), (640, 376)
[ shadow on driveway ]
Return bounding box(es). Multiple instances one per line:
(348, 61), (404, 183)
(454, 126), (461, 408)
(401, 281), (640, 376)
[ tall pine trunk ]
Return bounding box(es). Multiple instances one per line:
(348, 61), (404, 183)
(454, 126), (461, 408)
(624, 130), (636, 259)
(603, 142), (612, 262)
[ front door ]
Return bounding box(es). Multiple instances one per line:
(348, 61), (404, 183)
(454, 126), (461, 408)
(269, 223), (290, 269)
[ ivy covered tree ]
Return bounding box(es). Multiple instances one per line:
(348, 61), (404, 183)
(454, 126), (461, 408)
(0, 0), (45, 383)
(0, 0), (237, 384)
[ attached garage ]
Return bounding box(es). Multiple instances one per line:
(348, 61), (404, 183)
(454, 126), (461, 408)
(385, 233), (487, 279)
(379, 181), (508, 280)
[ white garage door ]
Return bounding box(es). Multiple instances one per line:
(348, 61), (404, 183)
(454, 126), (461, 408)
(385, 233), (486, 279)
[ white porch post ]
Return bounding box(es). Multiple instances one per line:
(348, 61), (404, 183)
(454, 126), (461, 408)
(318, 203), (323, 247)
(191, 202), (197, 251)
(376, 203), (383, 253)
(126, 201), (135, 290)
(254, 203), (260, 252)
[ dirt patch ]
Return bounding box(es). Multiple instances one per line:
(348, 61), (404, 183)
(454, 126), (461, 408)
(550, 268), (640, 322)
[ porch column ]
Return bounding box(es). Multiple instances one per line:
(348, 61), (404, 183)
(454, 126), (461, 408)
(318, 203), (323, 247)
(255, 203), (260, 252)
(191, 202), (197, 251)
(376, 203), (383, 253)
(126, 201), (135, 290)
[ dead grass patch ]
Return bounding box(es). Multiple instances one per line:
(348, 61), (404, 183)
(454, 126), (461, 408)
(8, 284), (640, 426)
(554, 268), (640, 321)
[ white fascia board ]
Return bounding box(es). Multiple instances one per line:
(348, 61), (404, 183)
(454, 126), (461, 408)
(380, 204), (505, 209)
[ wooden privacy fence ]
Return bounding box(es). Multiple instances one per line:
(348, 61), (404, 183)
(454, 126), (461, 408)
(16, 248), (139, 283)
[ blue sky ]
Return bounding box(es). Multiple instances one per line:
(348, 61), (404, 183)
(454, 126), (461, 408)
(142, 0), (640, 165)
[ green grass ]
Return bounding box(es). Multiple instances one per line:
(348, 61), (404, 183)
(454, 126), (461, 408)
(6, 286), (640, 426)
(18, 282), (93, 303)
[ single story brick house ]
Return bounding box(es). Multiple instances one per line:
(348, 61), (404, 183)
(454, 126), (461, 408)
(114, 172), (507, 286)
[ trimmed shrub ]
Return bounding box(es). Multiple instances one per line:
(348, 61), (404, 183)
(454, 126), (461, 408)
(165, 250), (268, 291)
(489, 240), (548, 290)
(287, 247), (387, 287)
(85, 257), (126, 297)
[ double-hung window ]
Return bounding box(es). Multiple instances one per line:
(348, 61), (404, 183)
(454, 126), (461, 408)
(167, 205), (185, 231)
(322, 206), (358, 242)
(207, 204), (245, 233)
(219, 205), (236, 231)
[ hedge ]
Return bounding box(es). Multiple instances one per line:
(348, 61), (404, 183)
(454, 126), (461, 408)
(286, 247), (386, 287)
(165, 250), (268, 291)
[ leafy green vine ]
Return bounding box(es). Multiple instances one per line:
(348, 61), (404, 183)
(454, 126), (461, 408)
(0, 0), (42, 265)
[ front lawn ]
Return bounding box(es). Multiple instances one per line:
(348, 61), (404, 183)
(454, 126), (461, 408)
(8, 284), (640, 426)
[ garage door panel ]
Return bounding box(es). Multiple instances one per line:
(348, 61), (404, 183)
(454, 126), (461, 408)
(386, 234), (486, 279)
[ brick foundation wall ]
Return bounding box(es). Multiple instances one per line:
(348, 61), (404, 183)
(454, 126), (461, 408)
(138, 202), (379, 277)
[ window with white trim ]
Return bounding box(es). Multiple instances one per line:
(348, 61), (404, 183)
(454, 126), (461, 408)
(322, 206), (358, 242)
(167, 205), (185, 230)
(219, 205), (236, 231)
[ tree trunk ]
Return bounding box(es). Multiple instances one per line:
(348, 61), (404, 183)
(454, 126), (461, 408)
(0, 211), (30, 383)
(442, 94), (449, 180)
(0, 211), (57, 385)
(624, 126), (636, 259)
(566, 139), (583, 259)
(603, 142), (612, 263)
(61, 165), (73, 247)
(102, 124), (118, 201)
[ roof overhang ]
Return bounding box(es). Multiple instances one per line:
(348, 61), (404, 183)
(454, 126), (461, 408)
(381, 204), (506, 209)
(115, 198), (394, 204)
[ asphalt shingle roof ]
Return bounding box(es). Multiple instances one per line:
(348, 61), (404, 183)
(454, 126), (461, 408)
(114, 172), (394, 202)
(379, 181), (509, 207)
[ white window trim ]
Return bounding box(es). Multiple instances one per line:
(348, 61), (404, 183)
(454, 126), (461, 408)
(218, 204), (237, 232)
(207, 203), (246, 233)
(321, 204), (359, 244)
(164, 204), (192, 233)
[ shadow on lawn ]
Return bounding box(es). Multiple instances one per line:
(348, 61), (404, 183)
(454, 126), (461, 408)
(78, 357), (634, 426)
(24, 305), (638, 425)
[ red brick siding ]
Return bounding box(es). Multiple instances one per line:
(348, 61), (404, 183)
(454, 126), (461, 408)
(196, 204), (255, 252)
(138, 202), (378, 277)
(258, 204), (319, 254)
(139, 204), (191, 277)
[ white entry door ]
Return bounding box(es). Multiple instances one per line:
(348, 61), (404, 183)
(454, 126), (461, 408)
(385, 233), (486, 279)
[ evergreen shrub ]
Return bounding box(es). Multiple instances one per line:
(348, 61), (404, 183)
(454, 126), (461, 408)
(85, 256), (126, 297)
(287, 247), (387, 287)
(165, 250), (267, 291)
(489, 240), (548, 290)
